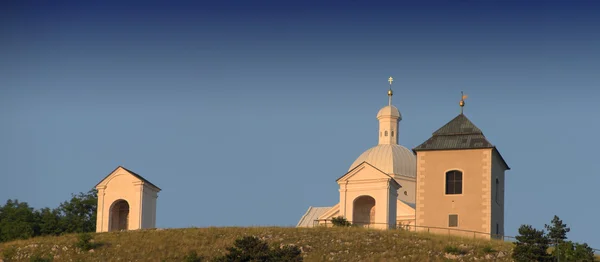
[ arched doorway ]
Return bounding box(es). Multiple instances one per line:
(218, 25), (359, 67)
(109, 200), (129, 232)
(353, 196), (376, 227)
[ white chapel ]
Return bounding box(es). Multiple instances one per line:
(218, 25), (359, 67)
(297, 78), (510, 238)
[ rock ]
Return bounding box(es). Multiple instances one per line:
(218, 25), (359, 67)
(497, 251), (506, 258)
(485, 254), (494, 260)
(89, 249), (95, 253)
(444, 253), (460, 260)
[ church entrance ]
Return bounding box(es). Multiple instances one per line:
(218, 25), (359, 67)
(352, 196), (376, 227)
(109, 200), (129, 232)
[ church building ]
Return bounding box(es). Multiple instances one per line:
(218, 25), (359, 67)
(297, 78), (510, 238)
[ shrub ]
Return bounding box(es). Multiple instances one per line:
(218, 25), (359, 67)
(182, 250), (204, 262)
(74, 232), (96, 251)
(444, 245), (467, 255)
(481, 245), (495, 254)
(331, 216), (352, 227)
(213, 236), (302, 262)
(29, 253), (53, 262)
(2, 245), (17, 261)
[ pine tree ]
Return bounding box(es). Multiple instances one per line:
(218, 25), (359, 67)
(512, 224), (552, 262)
(544, 215), (570, 244)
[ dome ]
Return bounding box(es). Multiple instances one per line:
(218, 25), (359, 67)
(377, 105), (401, 120)
(348, 144), (416, 178)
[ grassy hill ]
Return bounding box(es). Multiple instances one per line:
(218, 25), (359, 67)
(0, 227), (516, 261)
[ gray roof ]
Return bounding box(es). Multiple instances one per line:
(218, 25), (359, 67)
(414, 114), (494, 151)
(413, 113), (510, 170)
(296, 206), (331, 227)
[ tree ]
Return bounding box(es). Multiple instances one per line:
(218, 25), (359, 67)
(0, 199), (39, 242)
(57, 189), (98, 233)
(0, 188), (98, 243)
(512, 224), (552, 262)
(554, 241), (596, 262)
(214, 236), (302, 262)
(544, 215), (570, 244)
(36, 207), (63, 236)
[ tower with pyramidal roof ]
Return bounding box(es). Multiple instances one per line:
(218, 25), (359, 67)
(412, 101), (510, 238)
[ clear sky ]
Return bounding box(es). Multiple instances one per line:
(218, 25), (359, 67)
(1, 0), (600, 248)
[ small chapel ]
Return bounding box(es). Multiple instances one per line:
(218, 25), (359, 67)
(297, 77), (510, 238)
(95, 166), (161, 232)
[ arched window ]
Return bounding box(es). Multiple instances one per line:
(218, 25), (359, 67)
(495, 178), (499, 203)
(391, 131), (394, 137)
(384, 131), (388, 136)
(445, 170), (463, 195)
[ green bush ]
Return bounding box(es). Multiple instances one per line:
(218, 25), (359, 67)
(2, 245), (17, 261)
(444, 245), (467, 255)
(481, 245), (495, 254)
(331, 216), (352, 227)
(213, 236), (302, 262)
(29, 253), (53, 262)
(182, 250), (204, 262)
(74, 232), (96, 251)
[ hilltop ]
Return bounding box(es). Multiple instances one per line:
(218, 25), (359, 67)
(0, 227), (514, 261)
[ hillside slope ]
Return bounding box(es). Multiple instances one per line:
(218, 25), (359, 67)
(0, 227), (514, 261)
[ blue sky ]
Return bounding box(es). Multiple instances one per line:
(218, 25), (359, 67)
(1, 0), (600, 248)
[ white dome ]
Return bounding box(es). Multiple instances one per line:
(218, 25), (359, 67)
(349, 144), (416, 178)
(377, 105), (401, 120)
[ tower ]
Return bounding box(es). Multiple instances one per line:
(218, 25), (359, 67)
(413, 95), (510, 238)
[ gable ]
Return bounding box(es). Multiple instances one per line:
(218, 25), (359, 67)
(96, 166), (161, 191)
(337, 162), (401, 188)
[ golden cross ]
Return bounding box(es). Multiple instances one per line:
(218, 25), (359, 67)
(388, 76), (393, 85)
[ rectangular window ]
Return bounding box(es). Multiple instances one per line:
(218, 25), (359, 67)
(445, 171), (463, 194)
(449, 214), (458, 227)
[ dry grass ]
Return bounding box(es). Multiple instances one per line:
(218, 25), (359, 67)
(0, 227), (515, 261)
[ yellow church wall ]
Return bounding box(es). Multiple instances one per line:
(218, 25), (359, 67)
(95, 167), (161, 233)
(415, 149), (494, 238)
(96, 172), (143, 232)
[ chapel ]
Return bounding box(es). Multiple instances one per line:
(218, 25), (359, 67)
(297, 78), (510, 238)
(95, 166), (161, 232)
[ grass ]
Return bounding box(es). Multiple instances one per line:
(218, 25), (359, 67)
(0, 227), (515, 261)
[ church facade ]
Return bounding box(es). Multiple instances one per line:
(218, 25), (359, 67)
(297, 79), (510, 238)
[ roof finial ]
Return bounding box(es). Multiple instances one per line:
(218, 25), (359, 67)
(460, 91), (468, 114)
(387, 76), (394, 106)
